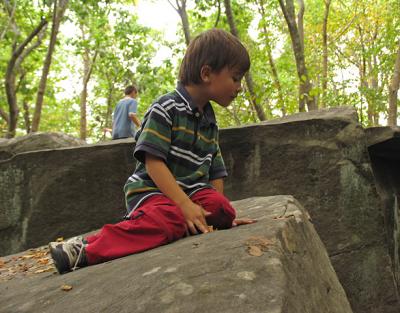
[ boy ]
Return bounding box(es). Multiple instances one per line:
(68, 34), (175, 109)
(49, 28), (255, 274)
(111, 85), (141, 140)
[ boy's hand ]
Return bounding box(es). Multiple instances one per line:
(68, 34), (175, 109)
(232, 218), (257, 227)
(179, 199), (211, 235)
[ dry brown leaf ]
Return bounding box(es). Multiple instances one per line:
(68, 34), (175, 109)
(37, 258), (49, 265)
(244, 236), (275, 257)
(19, 264), (29, 272)
(245, 236), (275, 248)
(34, 269), (46, 274)
(34, 267), (54, 274)
(247, 245), (263, 257)
(0, 259), (5, 268)
(207, 225), (214, 232)
(33, 252), (47, 259)
(61, 284), (73, 291)
(273, 214), (296, 220)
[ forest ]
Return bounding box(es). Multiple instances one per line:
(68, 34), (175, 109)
(1, 0), (399, 142)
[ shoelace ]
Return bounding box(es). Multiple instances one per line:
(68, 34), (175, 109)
(67, 237), (85, 271)
(72, 246), (84, 271)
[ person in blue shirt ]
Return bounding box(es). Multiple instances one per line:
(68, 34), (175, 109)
(111, 85), (141, 139)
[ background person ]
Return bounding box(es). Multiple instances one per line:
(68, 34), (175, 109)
(112, 85), (141, 139)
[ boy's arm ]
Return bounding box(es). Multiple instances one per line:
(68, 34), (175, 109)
(145, 153), (210, 234)
(210, 178), (224, 194)
(129, 113), (141, 128)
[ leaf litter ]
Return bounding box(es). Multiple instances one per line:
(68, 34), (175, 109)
(0, 246), (56, 283)
(245, 236), (275, 257)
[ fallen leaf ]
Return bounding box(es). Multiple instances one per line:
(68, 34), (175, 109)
(244, 236), (275, 257)
(61, 284), (73, 291)
(34, 267), (54, 274)
(245, 236), (275, 249)
(34, 269), (46, 274)
(273, 214), (296, 220)
(0, 259), (5, 268)
(19, 264), (29, 272)
(247, 245), (263, 257)
(37, 258), (49, 265)
(56, 237), (64, 242)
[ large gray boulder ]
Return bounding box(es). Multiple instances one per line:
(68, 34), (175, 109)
(0, 196), (353, 313)
(0, 132), (85, 161)
(0, 138), (136, 256)
(219, 107), (399, 313)
(365, 126), (400, 288)
(0, 107), (398, 313)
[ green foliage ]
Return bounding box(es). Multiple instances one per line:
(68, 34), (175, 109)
(1, 0), (400, 140)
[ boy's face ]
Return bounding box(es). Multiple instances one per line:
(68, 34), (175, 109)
(207, 67), (244, 107)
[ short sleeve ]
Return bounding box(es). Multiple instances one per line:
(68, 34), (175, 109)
(133, 103), (172, 163)
(209, 144), (228, 180)
(128, 99), (138, 114)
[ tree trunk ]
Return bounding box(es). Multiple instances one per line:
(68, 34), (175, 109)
(4, 18), (47, 138)
(321, 0), (331, 108)
(31, 0), (69, 133)
(105, 80), (114, 130)
(0, 0), (17, 41)
(79, 26), (98, 141)
(168, 0), (191, 45)
(366, 58), (375, 125)
(388, 41), (400, 126)
(278, 0), (316, 112)
(358, 56), (369, 125)
(22, 99), (31, 133)
(80, 54), (88, 141)
(256, 0), (286, 116)
(223, 0), (266, 121)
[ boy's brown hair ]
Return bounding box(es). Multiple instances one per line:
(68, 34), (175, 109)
(179, 28), (250, 85)
(124, 85), (137, 95)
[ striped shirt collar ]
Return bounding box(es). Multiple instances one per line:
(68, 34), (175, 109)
(175, 82), (217, 126)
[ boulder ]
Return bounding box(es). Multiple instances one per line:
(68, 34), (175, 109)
(219, 107), (399, 313)
(365, 126), (400, 289)
(0, 196), (353, 313)
(0, 132), (86, 161)
(0, 107), (398, 312)
(0, 138), (136, 255)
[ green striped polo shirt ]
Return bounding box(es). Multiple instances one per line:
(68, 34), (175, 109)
(124, 83), (227, 217)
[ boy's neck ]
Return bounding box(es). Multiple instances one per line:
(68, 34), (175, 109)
(184, 84), (208, 113)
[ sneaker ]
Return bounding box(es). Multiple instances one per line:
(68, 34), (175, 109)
(49, 238), (87, 274)
(66, 236), (86, 246)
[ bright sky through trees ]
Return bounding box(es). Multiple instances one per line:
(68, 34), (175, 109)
(1, 0), (399, 140)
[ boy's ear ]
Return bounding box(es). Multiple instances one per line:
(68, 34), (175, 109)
(200, 65), (212, 83)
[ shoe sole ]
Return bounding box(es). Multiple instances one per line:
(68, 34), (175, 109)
(48, 242), (71, 274)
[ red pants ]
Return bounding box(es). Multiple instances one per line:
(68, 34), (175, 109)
(85, 188), (236, 265)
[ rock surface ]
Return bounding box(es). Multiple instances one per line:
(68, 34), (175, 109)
(0, 196), (353, 313)
(0, 132), (86, 161)
(0, 107), (399, 313)
(219, 107), (399, 313)
(0, 138), (135, 255)
(366, 126), (400, 290)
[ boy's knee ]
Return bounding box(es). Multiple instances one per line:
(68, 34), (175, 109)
(206, 194), (236, 229)
(215, 193), (236, 217)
